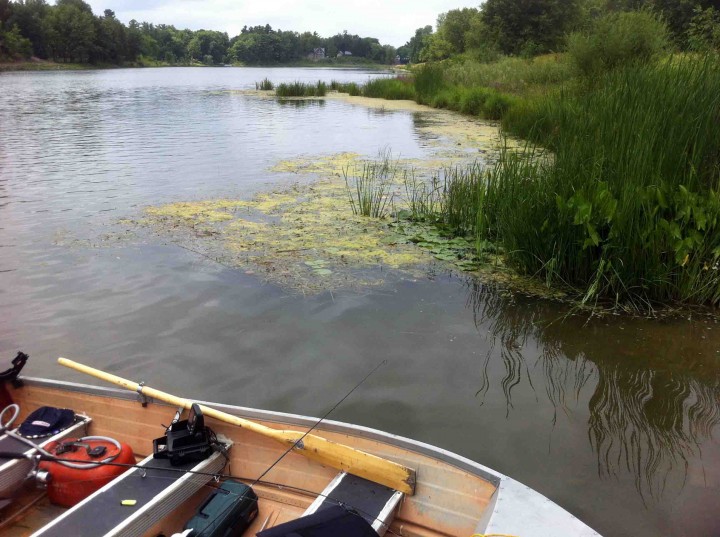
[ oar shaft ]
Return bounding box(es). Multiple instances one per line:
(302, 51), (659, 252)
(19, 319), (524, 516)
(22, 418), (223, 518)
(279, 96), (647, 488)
(57, 357), (416, 495)
(57, 358), (284, 439)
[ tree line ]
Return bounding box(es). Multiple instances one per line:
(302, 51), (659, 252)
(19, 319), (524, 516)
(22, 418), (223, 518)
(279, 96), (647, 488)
(396, 0), (720, 62)
(0, 0), (396, 64)
(3, 0), (718, 66)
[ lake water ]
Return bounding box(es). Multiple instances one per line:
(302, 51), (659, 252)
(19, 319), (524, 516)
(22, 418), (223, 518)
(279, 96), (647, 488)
(0, 67), (718, 536)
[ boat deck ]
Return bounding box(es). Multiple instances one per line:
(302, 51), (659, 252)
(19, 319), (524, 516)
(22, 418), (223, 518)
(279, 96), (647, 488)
(1, 380), (498, 536)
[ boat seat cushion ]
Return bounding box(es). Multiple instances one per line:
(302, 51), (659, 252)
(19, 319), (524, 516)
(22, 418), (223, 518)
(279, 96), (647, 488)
(257, 505), (377, 537)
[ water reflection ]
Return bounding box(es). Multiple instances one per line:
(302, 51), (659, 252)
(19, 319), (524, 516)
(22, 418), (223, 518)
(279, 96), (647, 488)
(365, 107), (397, 118)
(468, 281), (720, 502)
(276, 99), (326, 108)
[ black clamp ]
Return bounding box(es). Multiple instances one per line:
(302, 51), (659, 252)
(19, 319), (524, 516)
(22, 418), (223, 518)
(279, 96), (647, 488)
(0, 352), (29, 388)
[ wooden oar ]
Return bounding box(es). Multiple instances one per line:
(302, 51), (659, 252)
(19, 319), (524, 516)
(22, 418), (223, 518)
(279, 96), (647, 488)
(58, 357), (416, 495)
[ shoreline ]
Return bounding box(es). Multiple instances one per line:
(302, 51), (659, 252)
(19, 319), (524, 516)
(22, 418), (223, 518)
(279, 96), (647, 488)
(0, 60), (396, 73)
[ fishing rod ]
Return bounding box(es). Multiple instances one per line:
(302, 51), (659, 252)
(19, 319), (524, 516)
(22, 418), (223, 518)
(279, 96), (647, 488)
(0, 449), (403, 536)
(167, 358), (389, 536)
(2, 360), (397, 535)
(249, 358), (387, 489)
(192, 358), (389, 537)
(57, 357), (416, 495)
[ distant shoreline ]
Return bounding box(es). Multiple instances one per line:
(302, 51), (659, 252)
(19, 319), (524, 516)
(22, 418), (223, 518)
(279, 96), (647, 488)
(0, 59), (397, 73)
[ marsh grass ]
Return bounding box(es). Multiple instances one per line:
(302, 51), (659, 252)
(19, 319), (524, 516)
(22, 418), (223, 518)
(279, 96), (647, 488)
(330, 80), (362, 95)
(443, 55), (575, 96)
(265, 55), (720, 308)
(440, 164), (486, 236)
(343, 151), (398, 218)
(397, 56), (720, 309)
(362, 77), (416, 100)
(413, 63), (446, 104)
(430, 86), (516, 120)
(480, 56), (720, 308)
(404, 171), (443, 221)
(275, 80), (328, 97)
(255, 78), (274, 90)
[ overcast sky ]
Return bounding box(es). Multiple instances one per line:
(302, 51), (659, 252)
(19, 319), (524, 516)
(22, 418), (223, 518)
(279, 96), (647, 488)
(83, 0), (481, 47)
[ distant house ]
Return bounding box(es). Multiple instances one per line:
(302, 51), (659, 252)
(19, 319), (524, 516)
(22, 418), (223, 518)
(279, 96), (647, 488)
(307, 48), (325, 60)
(336, 51), (353, 57)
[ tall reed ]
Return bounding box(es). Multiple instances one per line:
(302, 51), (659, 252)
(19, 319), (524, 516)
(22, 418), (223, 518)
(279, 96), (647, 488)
(404, 170), (443, 221)
(275, 80), (327, 97)
(343, 151), (397, 218)
(482, 56), (720, 307)
(362, 77), (416, 100)
(255, 78), (274, 90)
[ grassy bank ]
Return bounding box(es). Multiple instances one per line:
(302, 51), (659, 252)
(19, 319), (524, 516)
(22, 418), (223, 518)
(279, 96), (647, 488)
(317, 49), (720, 310)
(323, 54), (573, 121)
(384, 55), (720, 310)
(0, 59), (385, 72)
(0, 58), (207, 71)
(484, 57), (720, 309)
(0, 60), (97, 72)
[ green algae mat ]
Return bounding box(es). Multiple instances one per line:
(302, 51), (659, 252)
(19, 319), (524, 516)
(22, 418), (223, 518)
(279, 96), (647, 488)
(131, 96), (556, 296)
(140, 153), (432, 293)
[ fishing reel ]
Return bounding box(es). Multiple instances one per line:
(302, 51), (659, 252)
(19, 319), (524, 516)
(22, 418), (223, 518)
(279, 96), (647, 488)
(153, 404), (214, 466)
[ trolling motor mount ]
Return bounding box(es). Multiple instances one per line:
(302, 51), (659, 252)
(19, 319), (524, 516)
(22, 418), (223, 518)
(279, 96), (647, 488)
(153, 403), (214, 466)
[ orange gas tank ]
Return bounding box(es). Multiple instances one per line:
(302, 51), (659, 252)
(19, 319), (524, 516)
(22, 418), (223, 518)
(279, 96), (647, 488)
(39, 436), (134, 507)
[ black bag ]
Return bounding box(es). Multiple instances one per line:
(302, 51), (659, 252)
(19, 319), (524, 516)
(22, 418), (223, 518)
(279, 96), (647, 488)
(257, 505), (377, 537)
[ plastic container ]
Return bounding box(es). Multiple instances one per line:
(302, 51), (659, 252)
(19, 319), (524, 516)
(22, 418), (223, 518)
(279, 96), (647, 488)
(39, 437), (134, 507)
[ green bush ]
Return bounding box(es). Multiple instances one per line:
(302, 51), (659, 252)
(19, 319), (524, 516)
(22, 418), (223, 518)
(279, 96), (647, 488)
(459, 87), (491, 115)
(686, 6), (720, 52)
(483, 92), (515, 119)
(362, 78), (416, 100)
(431, 88), (459, 109)
(413, 63), (446, 103)
(567, 11), (670, 78)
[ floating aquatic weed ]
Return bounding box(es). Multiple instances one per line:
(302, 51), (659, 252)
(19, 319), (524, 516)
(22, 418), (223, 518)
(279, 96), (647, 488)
(140, 171), (432, 293)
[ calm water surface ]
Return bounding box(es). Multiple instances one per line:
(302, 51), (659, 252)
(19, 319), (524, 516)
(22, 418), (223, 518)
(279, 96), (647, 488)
(0, 68), (718, 536)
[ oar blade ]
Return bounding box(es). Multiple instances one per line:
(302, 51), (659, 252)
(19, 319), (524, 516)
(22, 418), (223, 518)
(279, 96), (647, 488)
(280, 431), (416, 495)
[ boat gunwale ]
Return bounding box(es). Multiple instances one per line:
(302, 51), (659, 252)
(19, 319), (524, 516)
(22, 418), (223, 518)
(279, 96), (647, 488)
(17, 376), (604, 536)
(19, 376), (503, 487)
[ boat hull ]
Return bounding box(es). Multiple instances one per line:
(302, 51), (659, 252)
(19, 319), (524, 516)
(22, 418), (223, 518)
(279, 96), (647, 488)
(5, 377), (601, 537)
